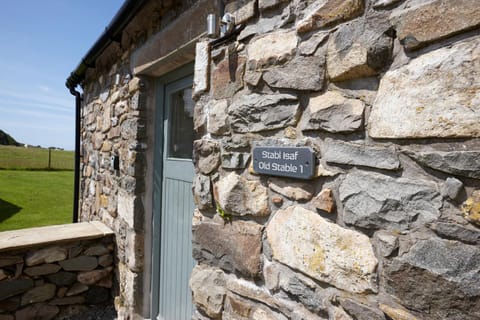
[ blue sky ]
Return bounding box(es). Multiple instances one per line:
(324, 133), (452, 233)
(0, 1), (124, 150)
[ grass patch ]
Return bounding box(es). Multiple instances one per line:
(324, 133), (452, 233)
(0, 145), (74, 170)
(0, 170), (73, 231)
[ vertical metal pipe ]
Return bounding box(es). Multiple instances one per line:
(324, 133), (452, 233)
(69, 86), (81, 223)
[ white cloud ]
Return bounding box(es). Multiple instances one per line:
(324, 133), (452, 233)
(0, 106), (73, 120)
(38, 85), (51, 93)
(0, 89), (73, 111)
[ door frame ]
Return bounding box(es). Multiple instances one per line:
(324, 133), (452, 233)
(150, 62), (195, 319)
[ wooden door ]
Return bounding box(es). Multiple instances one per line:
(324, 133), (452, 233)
(152, 65), (195, 320)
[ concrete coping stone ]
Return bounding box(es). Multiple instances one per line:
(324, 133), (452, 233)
(0, 222), (114, 253)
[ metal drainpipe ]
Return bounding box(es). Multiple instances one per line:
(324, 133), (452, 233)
(68, 86), (81, 223)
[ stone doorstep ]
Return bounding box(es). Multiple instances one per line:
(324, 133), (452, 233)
(0, 222), (114, 253)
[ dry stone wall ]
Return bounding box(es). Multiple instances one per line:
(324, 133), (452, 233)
(190, 0), (480, 319)
(0, 236), (114, 319)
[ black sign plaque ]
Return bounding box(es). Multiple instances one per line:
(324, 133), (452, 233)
(252, 146), (316, 179)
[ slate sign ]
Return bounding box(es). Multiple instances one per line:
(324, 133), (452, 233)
(252, 146), (316, 179)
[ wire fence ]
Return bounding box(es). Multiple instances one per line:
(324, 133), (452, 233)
(0, 146), (74, 170)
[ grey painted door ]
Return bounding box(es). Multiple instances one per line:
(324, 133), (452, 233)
(152, 65), (195, 320)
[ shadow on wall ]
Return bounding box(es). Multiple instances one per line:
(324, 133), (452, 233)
(0, 198), (22, 222)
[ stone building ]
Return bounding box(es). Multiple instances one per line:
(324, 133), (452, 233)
(65, 0), (480, 319)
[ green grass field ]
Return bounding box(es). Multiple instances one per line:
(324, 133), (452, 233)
(0, 146), (74, 231)
(0, 170), (74, 231)
(0, 145), (74, 170)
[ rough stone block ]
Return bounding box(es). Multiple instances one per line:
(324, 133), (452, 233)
(384, 238), (480, 318)
(263, 259), (333, 314)
(224, 273), (287, 316)
(406, 150), (480, 179)
(0, 297), (20, 313)
(300, 91), (364, 133)
(225, 0), (257, 24)
(211, 55), (244, 100)
(378, 304), (418, 320)
(299, 31), (329, 56)
(390, 0), (480, 50)
(192, 173), (214, 210)
(329, 306), (354, 320)
(77, 267), (113, 285)
(429, 222), (480, 245)
(189, 264), (226, 318)
(440, 177), (463, 201)
(312, 188), (335, 214)
(84, 244), (110, 256)
(214, 172), (270, 217)
(268, 177), (314, 201)
(20, 284), (56, 306)
(193, 139), (221, 175)
(327, 21), (393, 81)
(247, 30), (297, 63)
(125, 230), (144, 272)
(223, 293), (252, 318)
(223, 292), (288, 320)
(192, 215), (263, 278)
(374, 231), (399, 258)
(221, 152), (251, 169)
(239, 5), (294, 40)
(0, 256), (23, 268)
(0, 279), (34, 301)
(46, 271), (77, 287)
(59, 256), (98, 272)
(116, 263), (141, 310)
(207, 99), (230, 135)
(266, 206), (378, 293)
(92, 132), (104, 150)
(24, 264), (61, 277)
(194, 95), (209, 134)
(117, 191), (139, 230)
(339, 171), (442, 231)
(263, 55), (325, 91)
(369, 36), (480, 139)
(228, 93), (299, 133)
(338, 298), (386, 320)
(259, 0), (290, 12)
(25, 247), (67, 266)
(98, 254), (114, 267)
(322, 139), (400, 170)
(193, 41), (209, 99)
(128, 77), (141, 94)
(296, 0), (364, 33)
(66, 283), (89, 297)
(462, 190), (480, 226)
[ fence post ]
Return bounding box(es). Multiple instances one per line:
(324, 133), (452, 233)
(48, 148), (51, 170)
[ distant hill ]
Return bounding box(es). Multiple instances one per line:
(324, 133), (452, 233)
(0, 130), (21, 146)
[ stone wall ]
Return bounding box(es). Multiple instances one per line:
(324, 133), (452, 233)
(80, 70), (149, 319)
(0, 223), (115, 320)
(78, 0), (206, 318)
(190, 0), (480, 319)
